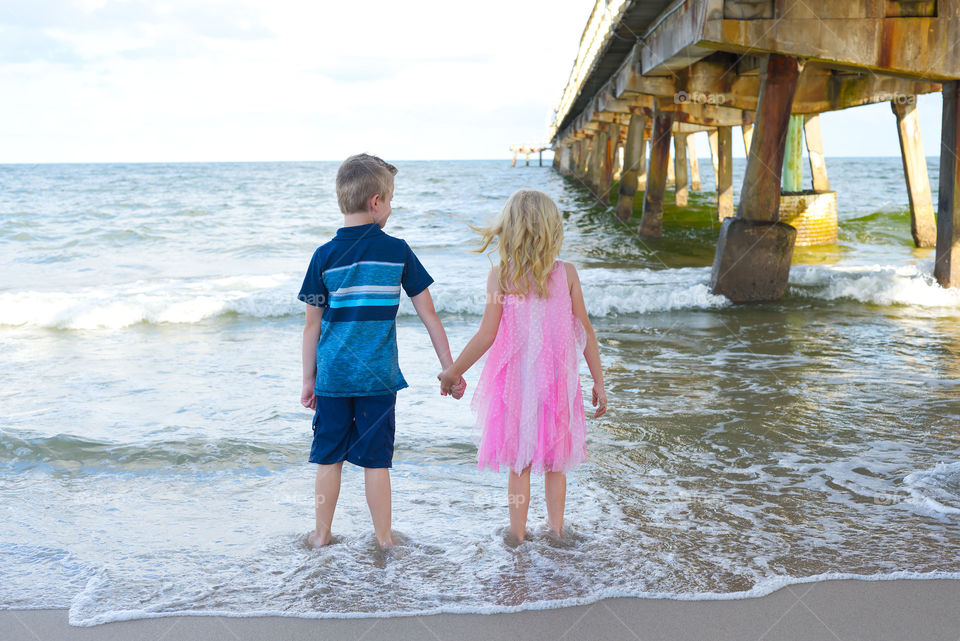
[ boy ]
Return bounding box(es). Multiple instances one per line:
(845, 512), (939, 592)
(298, 153), (464, 548)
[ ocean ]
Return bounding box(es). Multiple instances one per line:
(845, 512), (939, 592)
(0, 158), (958, 626)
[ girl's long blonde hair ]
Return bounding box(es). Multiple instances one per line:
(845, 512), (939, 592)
(474, 189), (564, 298)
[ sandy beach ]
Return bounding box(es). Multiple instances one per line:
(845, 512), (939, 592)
(4, 578), (959, 641)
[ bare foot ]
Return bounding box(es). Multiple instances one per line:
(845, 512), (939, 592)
(307, 530), (332, 548)
(376, 534), (394, 548)
(509, 529), (526, 544)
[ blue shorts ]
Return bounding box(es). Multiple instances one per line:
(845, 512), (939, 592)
(309, 393), (396, 468)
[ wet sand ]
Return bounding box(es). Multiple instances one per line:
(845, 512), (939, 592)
(4, 578), (959, 641)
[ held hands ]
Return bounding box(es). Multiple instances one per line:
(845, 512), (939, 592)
(592, 381), (607, 418)
(438, 368), (467, 400)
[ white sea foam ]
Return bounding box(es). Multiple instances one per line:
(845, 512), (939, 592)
(3, 261), (958, 330)
(64, 570), (960, 627)
(0, 268), (730, 329)
(790, 262), (960, 309)
(903, 461), (960, 516)
(0, 274), (299, 329)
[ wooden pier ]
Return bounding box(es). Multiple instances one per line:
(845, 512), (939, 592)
(509, 144), (547, 167)
(548, 0), (958, 302)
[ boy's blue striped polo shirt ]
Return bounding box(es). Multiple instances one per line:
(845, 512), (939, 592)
(298, 223), (433, 397)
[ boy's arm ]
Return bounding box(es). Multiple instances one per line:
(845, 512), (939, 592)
(438, 268), (502, 393)
(566, 263), (606, 418)
(410, 287), (456, 367)
(301, 304), (323, 409)
(410, 288), (467, 397)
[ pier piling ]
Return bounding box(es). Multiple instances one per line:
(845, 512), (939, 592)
(639, 109), (675, 238)
(591, 128), (608, 197)
(717, 125), (734, 221)
(687, 135), (701, 191)
(893, 101), (938, 248)
(674, 132), (689, 207)
(936, 81), (960, 288)
(782, 115), (804, 193)
(600, 123), (620, 204)
(616, 114), (647, 222)
(803, 115), (830, 193)
(742, 123), (755, 157)
(710, 54), (800, 302)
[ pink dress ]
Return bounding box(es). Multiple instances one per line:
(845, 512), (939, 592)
(471, 260), (588, 474)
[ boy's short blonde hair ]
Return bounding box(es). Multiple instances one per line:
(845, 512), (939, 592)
(336, 153), (398, 214)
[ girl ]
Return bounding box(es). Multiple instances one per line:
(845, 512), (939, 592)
(438, 189), (606, 541)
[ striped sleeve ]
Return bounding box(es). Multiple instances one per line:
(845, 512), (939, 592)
(401, 242), (433, 297)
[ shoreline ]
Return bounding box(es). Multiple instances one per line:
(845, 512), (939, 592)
(6, 578), (960, 641)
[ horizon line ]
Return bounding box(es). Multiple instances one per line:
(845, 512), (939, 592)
(0, 153), (933, 166)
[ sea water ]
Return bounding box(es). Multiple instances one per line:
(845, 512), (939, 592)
(0, 159), (958, 626)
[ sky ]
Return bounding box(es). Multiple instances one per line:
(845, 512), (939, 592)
(0, 0), (946, 163)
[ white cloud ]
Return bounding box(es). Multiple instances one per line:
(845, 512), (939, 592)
(0, 1), (946, 162)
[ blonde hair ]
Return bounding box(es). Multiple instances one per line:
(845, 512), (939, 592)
(475, 189), (564, 298)
(336, 153), (397, 213)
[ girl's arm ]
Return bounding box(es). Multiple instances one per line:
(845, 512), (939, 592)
(438, 268), (503, 393)
(301, 304), (323, 409)
(565, 262), (607, 418)
(410, 287), (453, 369)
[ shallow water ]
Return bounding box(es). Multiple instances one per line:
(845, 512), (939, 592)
(0, 159), (958, 625)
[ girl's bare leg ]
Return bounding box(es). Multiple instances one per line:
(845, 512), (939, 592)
(312, 462), (343, 546)
(508, 467), (531, 541)
(545, 471), (566, 537)
(364, 467), (394, 547)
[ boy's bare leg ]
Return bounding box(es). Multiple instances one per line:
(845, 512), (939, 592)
(507, 467), (531, 541)
(364, 468), (394, 547)
(312, 462), (343, 547)
(545, 471), (566, 537)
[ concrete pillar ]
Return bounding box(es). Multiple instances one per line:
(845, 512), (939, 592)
(613, 144), (623, 182)
(687, 134), (702, 191)
(804, 114), (830, 192)
(637, 136), (648, 191)
(893, 101), (937, 248)
(590, 128), (609, 197)
(717, 125), (734, 221)
(674, 132), (689, 207)
(639, 109), (675, 238)
(782, 115), (804, 193)
(936, 81), (960, 288)
(579, 137), (592, 180)
(598, 123), (619, 204)
(710, 54), (801, 303)
(553, 147), (561, 171)
(616, 114), (647, 222)
(708, 129), (720, 178)
(666, 144), (676, 186)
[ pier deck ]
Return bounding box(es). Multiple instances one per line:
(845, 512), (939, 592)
(549, 0), (960, 301)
